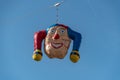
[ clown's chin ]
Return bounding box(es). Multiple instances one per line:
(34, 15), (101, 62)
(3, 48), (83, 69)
(44, 45), (68, 59)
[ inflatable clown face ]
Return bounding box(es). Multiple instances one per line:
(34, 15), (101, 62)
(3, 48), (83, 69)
(44, 26), (71, 58)
(33, 24), (82, 62)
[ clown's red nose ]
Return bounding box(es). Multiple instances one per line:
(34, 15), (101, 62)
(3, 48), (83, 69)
(53, 34), (60, 39)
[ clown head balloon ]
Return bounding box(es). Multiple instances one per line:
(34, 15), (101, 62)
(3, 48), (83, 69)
(32, 24), (82, 63)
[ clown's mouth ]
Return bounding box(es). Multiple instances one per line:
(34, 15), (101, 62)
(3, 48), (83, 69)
(51, 42), (63, 49)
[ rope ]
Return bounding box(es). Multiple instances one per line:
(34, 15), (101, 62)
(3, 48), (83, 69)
(56, 7), (59, 23)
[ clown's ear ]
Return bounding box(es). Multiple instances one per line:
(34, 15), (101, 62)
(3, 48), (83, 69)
(68, 28), (82, 51)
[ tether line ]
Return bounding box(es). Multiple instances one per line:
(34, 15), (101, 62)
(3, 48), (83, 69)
(56, 6), (59, 23)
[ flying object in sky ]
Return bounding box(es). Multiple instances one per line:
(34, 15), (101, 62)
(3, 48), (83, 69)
(53, 1), (64, 7)
(32, 0), (82, 63)
(32, 24), (82, 63)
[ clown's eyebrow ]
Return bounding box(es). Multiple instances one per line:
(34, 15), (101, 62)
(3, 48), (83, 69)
(50, 27), (56, 30)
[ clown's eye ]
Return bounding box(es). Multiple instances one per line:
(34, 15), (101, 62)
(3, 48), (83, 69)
(50, 29), (55, 34)
(60, 29), (65, 34)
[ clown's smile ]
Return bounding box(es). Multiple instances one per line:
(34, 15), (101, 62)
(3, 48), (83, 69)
(51, 42), (63, 49)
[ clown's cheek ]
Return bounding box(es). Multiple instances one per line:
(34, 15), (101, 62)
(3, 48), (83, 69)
(46, 45), (49, 50)
(45, 45), (51, 52)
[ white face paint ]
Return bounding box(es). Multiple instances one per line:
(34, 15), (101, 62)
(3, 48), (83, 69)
(44, 26), (71, 59)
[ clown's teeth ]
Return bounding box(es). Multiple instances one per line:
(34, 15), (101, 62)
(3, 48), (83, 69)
(53, 44), (61, 47)
(51, 43), (63, 49)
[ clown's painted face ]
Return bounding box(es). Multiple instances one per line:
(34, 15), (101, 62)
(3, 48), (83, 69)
(44, 26), (71, 59)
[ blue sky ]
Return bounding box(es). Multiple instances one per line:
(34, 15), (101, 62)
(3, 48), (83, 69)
(0, 0), (120, 80)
